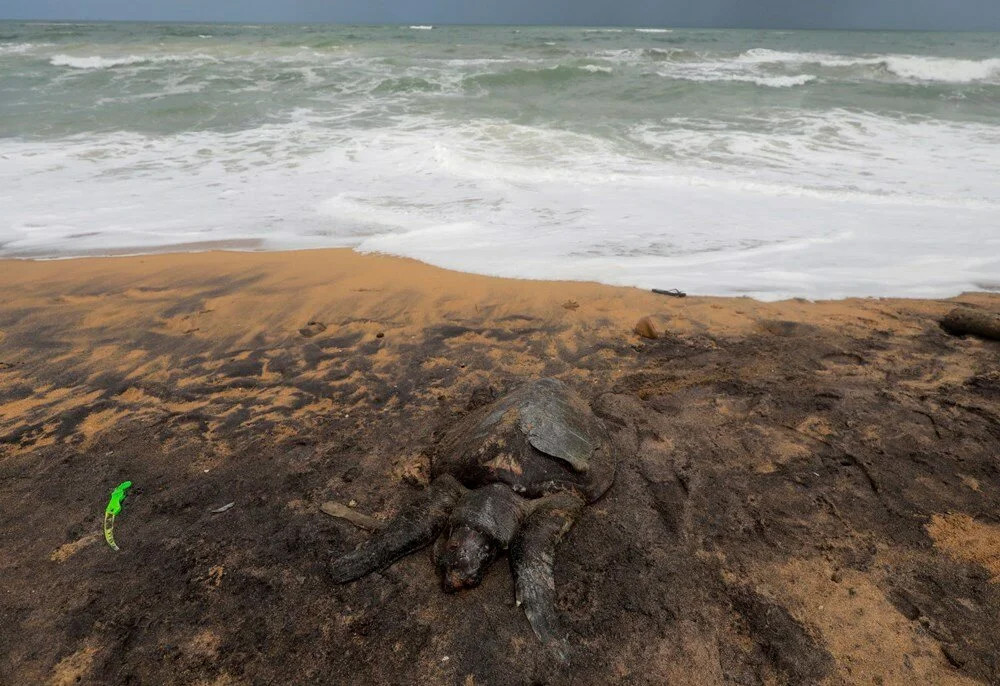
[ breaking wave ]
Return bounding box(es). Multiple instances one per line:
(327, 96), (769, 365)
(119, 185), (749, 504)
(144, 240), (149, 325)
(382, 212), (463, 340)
(50, 53), (215, 69)
(465, 64), (613, 89)
(736, 48), (1000, 83)
(0, 42), (49, 55)
(740, 74), (816, 88)
(664, 70), (816, 88)
(884, 55), (1000, 83)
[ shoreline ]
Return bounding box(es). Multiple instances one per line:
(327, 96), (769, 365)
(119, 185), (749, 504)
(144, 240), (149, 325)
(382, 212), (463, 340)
(2, 248), (999, 684)
(3, 246), (998, 304)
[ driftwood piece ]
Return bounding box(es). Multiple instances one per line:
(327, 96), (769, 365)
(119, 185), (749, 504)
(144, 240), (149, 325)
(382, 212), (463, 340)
(941, 308), (1000, 342)
(320, 501), (385, 531)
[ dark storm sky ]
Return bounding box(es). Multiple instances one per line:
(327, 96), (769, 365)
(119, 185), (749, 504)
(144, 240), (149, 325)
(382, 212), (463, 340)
(2, 0), (999, 30)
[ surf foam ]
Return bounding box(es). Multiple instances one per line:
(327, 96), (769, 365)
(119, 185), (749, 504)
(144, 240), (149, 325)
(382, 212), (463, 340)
(735, 48), (1000, 83)
(49, 53), (216, 69)
(2, 108), (997, 300)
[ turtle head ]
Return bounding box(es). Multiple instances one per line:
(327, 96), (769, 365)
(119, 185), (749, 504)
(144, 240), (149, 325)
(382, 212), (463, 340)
(437, 524), (499, 593)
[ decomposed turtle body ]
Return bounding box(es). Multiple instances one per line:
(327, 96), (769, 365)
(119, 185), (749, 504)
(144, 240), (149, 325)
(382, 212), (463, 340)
(328, 378), (617, 658)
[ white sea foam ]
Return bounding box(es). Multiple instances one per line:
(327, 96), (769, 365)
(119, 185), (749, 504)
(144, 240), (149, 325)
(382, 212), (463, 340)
(49, 53), (216, 69)
(635, 28), (673, 33)
(736, 48), (849, 65)
(668, 70), (816, 88)
(579, 64), (613, 73)
(50, 54), (148, 69)
(629, 109), (1000, 207)
(749, 74), (816, 87)
(594, 48), (636, 61)
(596, 47), (816, 86)
(0, 42), (51, 55)
(2, 108), (997, 300)
(735, 48), (1000, 83)
(595, 47), (696, 64)
(409, 25), (435, 30)
(884, 55), (1000, 83)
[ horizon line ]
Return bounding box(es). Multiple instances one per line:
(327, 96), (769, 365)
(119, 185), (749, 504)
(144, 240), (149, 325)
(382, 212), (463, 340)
(1, 17), (998, 33)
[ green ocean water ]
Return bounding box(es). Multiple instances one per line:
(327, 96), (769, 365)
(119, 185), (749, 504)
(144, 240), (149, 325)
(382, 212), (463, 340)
(3, 23), (1000, 135)
(1, 22), (998, 298)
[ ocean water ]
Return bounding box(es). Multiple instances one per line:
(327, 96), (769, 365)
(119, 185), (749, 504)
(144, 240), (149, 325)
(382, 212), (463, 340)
(1, 22), (999, 300)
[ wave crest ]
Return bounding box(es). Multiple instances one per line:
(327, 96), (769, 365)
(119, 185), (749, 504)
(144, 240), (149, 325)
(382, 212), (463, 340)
(884, 55), (1000, 83)
(0, 42), (50, 55)
(665, 71), (816, 88)
(465, 64), (613, 89)
(49, 53), (214, 70)
(735, 48), (1000, 83)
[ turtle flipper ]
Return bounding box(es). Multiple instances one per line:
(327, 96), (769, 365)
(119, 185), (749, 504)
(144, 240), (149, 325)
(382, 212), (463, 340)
(329, 474), (466, 584)
(509, 492), (584, 661)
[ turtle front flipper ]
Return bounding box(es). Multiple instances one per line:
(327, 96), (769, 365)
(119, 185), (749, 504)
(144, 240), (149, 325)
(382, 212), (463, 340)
(509, 492), (584, 661)
(329, 474), (466, 584)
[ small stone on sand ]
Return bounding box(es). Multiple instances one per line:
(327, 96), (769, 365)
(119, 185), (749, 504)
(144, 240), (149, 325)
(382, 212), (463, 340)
(634, 316), (660, 339)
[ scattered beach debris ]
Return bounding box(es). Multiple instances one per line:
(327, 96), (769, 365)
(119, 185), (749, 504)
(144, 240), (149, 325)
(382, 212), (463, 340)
(562, 300), (580, 310)
(320, 501), (384, 531)
(210, 502), (235, 514)
(207, 565), (224, 588)
(941, 307), (1000, 341)
(634, 316), (661, 339)
(298, 320), (327, 338)
(652, 288), (686, 298)
(103, 481), (132, 551)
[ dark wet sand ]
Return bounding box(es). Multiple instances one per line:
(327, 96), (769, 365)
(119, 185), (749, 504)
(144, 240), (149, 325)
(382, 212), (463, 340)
(0, 249), (998, 685)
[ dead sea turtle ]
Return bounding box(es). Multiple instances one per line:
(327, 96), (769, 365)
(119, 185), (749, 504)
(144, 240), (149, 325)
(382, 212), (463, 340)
(328, 378), (616, 657)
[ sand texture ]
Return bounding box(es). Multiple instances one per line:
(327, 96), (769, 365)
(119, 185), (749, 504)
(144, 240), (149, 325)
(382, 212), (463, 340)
(0, 249), (998, 685)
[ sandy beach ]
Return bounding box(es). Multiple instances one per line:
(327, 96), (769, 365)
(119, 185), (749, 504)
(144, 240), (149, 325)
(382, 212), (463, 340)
(1, 249), (999, 684)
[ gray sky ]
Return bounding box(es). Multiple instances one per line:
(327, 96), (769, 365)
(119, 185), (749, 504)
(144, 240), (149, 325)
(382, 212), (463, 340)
(2, 0), (1000, 30)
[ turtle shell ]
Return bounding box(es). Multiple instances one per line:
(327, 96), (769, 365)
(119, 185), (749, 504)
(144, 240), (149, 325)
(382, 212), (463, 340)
(431, 378), (616, 502)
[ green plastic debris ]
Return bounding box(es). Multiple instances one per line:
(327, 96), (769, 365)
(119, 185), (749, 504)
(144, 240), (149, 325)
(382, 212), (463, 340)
(103, 481), (132, 551)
